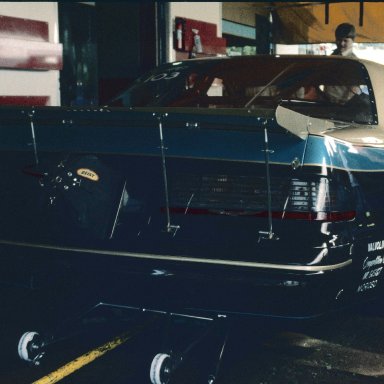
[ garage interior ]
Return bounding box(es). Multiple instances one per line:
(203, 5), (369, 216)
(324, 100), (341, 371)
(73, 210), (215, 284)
(55, 2), (384, 107)
(0, 2), (384, 384)
(2, 2), (384, 107)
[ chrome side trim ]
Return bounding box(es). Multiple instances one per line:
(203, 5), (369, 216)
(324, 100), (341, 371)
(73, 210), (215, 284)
(0, 239), (352, 272)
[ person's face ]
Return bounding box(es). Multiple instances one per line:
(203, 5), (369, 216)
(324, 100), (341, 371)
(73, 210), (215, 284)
(186, 73), (198, 89)
(336, 37), (354, 55)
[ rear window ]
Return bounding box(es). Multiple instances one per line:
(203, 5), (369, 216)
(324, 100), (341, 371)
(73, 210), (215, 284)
(109, 56), (376, 124)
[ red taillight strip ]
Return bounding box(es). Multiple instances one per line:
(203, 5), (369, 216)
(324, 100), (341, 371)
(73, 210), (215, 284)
(280, 210), (356, 221)
(165, 207), (356, 222)
(22, 165), (45, 179)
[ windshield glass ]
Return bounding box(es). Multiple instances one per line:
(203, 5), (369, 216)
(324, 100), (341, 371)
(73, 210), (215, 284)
(109, 56), (376, 124)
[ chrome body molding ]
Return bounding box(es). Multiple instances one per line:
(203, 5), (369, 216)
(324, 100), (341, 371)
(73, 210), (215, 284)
(0, 239), (352, 273)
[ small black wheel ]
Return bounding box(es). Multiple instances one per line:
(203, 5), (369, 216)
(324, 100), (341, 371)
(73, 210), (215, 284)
(17, 331), (45, 365)
(150, 353), (172, 384)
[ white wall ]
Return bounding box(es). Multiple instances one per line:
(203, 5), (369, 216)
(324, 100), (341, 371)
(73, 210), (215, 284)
(275, 45), (300, 55)
(0, 2), (61, 106)
(167, 2), (222, 62)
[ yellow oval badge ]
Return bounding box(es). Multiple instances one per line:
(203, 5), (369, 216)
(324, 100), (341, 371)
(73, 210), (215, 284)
(77, 168), (99, 182)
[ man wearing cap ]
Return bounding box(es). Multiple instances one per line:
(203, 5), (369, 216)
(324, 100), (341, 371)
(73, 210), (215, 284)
(303, 22), (363, 106)
(317, 22), (361, 104)
(332, 23), (357, 57)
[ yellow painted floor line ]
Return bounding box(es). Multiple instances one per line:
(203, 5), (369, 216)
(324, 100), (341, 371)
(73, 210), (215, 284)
(32, 321), (152, 384)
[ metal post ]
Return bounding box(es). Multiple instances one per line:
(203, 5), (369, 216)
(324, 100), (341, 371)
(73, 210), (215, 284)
(259, 122), (278, 241)
(155, 113), (180, 235)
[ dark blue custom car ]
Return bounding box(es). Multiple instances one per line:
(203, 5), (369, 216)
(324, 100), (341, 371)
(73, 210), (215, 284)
(1, 55), (384, 321)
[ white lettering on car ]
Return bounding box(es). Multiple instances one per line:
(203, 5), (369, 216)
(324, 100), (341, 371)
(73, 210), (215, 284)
(357, 280), (378, 293)
(362, 267), (383, 280)
(144, 72), (180, 82)
(362, 255), (384, 270)
(368, 240), (384, 252)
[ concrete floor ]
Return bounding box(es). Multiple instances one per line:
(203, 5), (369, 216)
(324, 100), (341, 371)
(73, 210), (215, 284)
(1, 279), (384, 384)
